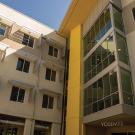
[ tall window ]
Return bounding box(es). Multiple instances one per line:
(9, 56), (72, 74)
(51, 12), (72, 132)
(113, 6), (124, 32)
(22, 34), (34, 48)
(84, 70), (119, 116)
(0, 23), (6, 36)
(116, 33), (129, 65)
(45, 68), (56, 82)
(10, 86), (25, 103)
(83, 8), (112, 56)
(48, 46), (58, 58)
(121, 69), (134, 105)
(84, 35), (115, 83)
(132, 8), (135, 20)
(42, 95), (54, 109)
(16, 58), (30, 73)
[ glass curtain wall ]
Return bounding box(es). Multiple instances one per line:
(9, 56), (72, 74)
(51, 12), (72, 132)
(121, 69), (134, 105)
(84, 35), (115, 83)
(83, 8), (112, 56)
(84, 70), (119, 116)
(112, 6), (135, 106)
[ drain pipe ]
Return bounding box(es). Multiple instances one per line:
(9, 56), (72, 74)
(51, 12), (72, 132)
(60, 38), (69, 135)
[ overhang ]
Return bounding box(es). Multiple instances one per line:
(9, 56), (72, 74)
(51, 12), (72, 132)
(59, 0), (97, 36)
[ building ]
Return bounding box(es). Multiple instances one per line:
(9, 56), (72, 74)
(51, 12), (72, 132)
(59, 0), (135, 135)
(0, 3), (66, 135)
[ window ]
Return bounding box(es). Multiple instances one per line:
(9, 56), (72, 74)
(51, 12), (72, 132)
(83, 8), (112, 56)
(116, 33), (129, 65)
(84, 71), (119, 116)
(45, 68), (56, 81)
(0, 24), (6, 36)
(132, 8), (135, 20)
(22, 34), (34, 48)
(121, 68), (134, 106)
(10, 86), (25, 103)
(48, 46), (58, 57)
(84, 35), (115, 83)
(16, 58), (30, 73)
(0, 128), (18, 135)
(113, 6), (124, 32)
(42, 95), (54, 109)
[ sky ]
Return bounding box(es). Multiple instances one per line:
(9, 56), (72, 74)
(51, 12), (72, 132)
(0, 0), (72, 30)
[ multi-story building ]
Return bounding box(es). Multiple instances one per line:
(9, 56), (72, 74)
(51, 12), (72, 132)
(59, 0), (135, 135)
(0, 3), (66, 135)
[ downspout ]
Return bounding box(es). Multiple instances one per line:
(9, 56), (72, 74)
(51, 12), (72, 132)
(60, 38), (69, 135)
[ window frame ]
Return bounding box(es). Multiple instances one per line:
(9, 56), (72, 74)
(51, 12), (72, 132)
(48, 45), (58, 58)
(16, 58), (30, 73)
(42, 94), (54, 109)
(22, 33), (35, 48)
(45, 68), (56, 82)
(0, 23), (7, 37)
(10, 86), (25, 103)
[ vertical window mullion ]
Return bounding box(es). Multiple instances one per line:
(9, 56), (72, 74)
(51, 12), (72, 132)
(22, 60), (25, 72)
(47, 97), (50, 108)
(17, 88), (20, 102)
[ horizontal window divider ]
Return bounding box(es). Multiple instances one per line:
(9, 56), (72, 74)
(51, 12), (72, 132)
(83, 28), (113, 61)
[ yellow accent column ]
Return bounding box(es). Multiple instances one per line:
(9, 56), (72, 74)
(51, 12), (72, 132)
(66, 25), (82, 135)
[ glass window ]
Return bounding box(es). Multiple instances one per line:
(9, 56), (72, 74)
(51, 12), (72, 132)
(93, 102), (98, 112)
(105, 8), (112, 32)
(98, 100), (104, 111)
(105, 96), (111, 108)
(83, 71), (119, 115)
(51, 70), (56, 81)
(121, 68), (134, 106)
(42, 94), (54, 109)
(116, 33), (129, 64)
(84, 35), (115, 83)
(48, 46), (53, 56)
(22, 34), (34, 48)
(103, 74), (110, 97)
(123, 93), (134, 105)
(132, 8), (135, 20)
(83, 8), (112, 56)
(121, 69), (133, 94)
(10, 86), (25, 103)
(16, 58), (30, 73)
(42, 95), (48, 108)
(48, 97), (54, 109)
(48, 46), (58, 58)
(45, 68), (51, 80)
(110, 71), (118, 93)
(113, 7), (124, 32)
(0, 24), (6, 36)
(112, 93), (119, 105)
(45, 68), (56, 82)
(92, 82), (97, 102)
(97, 79), (103, 100)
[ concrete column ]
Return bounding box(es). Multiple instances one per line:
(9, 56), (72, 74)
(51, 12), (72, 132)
(51, 123), (61, 135)
(23, 119), (35, 135)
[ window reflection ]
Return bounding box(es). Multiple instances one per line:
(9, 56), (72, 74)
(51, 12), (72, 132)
(83, 8), (112, 56)
(84, 70), (119, 116)
(84, 35), (115, 83)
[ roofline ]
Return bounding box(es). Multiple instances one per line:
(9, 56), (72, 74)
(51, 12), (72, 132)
(58, 0), (79, 34)
(0, 2), (54, 31)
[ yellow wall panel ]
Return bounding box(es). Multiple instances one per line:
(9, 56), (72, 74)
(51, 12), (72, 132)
(66, 25), (82, 135)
